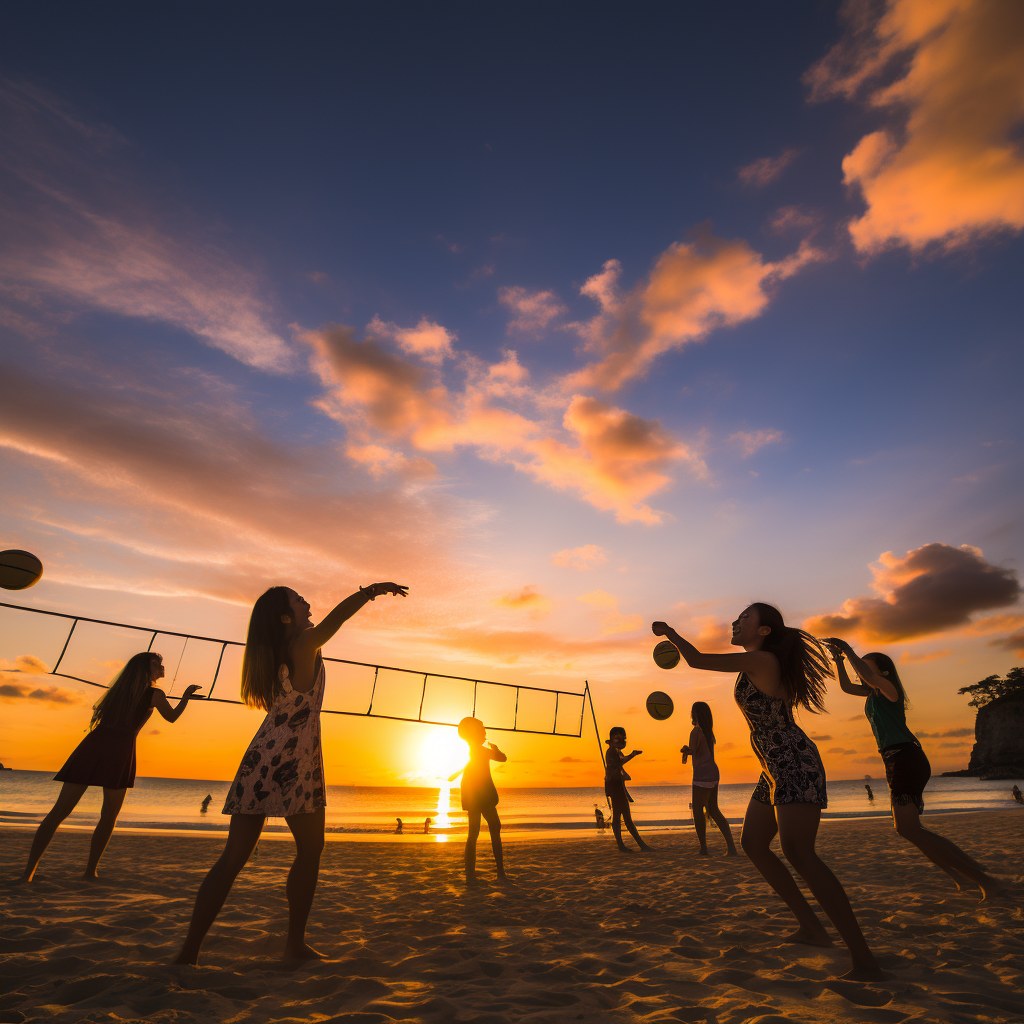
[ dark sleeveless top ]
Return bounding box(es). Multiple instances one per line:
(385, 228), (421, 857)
(460, 743), (499, 811)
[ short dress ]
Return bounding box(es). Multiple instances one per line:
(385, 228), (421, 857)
(223, 660), (326, 817)
(54, 687), (155, 789)
(734, 673), (827, 807)
(604, 747), (633, 810)
(689, 726), (720, 790)
(865, 690), (931, 814)
(460, 744), (499, 813)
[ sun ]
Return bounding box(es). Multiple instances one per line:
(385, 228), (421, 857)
(419, 727), (468, 780)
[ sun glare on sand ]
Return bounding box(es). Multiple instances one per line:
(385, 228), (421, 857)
(420, 728), (468, 837)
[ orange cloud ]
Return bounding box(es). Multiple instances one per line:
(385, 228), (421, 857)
(805, 542), (1020, 642)
(0, 680), (85, 705)
(498, 286), (567, 336)
(728, 429), (785, 458)
(898, 649), (951, 664)
(493, 586), (553, 619)
(551, 545), (607, 571)
(738, 148), (801, 187)
(367, 316), (455, 364)
(579, 591), (642, 635)
(992, 629), (1024, 658)
(807, 0), (1024, 252)
(0, 654), (50, 674)
(566, 230), (821, 391)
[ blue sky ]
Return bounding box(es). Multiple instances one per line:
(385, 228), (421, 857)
(1, 1), (1022, 784)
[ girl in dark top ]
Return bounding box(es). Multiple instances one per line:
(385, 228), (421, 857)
(683, 702), (738, 857)
(18, 652), (201, 882)
(654, 605), (881, 980)
(605, 726), (651, 852)
(450, 716), (508, 887)
(828, 640), (1006, 899)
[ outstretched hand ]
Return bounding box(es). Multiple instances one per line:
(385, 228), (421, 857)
(182, 685), (204, 697)
(369, 582), (409, 599)
(822, 637), (848, 658)
(652, 621), (670, 636)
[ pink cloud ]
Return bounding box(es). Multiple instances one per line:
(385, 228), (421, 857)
(551, 545), (607, 571)
(728, 429), (785, 458)
(493, 586), (553, 619)
(368, 315), (456, 364)
(498, 286), (567, 336)
(806, 0), (1024, 252)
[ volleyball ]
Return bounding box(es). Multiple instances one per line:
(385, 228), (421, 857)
(0, 550), (43, 590)
(646, 690), (674, 720)
(653, 640), (680, 670)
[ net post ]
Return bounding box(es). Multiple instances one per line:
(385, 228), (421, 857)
(52, 619), (78, 674)
(472, 681), (478, 716)
(367, 666), (380, 714)
(417, 674), (427, 721)
(553, 691), (559, 734)
(513, 686), (520, 730)
(208, 642), (228, 700)
(585, 682), (605, 770)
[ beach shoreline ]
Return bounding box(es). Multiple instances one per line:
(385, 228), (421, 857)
(3, 810), (1021, 1023)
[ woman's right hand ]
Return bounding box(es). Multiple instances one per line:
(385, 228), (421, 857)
(652, 621), (670, 636)
(371, 582), (409, 598)
(681, 745), (691, 756)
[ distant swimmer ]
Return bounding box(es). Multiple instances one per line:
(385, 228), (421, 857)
(449, 717), (508, 886)
(682, 701), (738, 857)
(174, 580), (407, 966)
(200, 794), (212, 813)
(18, 653), (201, 883)
(395, 817), (404, 833)
(864, 785), (874, 801)
(828, 639), (1008, 900)
(654, 606), (881, 981)
(594, 806), (606, 830)
(604, 726), (651, 852)
(1013, 785), (1023, 805)
(423, 817), (432, 834)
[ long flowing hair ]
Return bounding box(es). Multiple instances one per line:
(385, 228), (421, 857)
(240, 586), (294, 711)
(749, 602), (831, 713)
(863, 651), (909, 709)
(691, 701), (715, 747)
(91, 652), (159, 730)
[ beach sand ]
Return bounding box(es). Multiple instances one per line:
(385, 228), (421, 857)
(1, 811), (1022, 1023)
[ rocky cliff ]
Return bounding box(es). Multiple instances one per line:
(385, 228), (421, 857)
(944, 693), (1024, 778)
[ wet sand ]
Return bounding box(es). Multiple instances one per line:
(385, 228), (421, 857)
(2, 810), (1022, 1023)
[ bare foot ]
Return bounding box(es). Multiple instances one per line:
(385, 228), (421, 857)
(616, 846), (634, 854)
(840, 962), (885, 982)
(638, 844), (653, 853)
(465, 874), (481, 888)
(698, 849), (709, 857)
(725, 850), (739, 857)
(283, 943), (325, 962)
(172, 949), (200, 966)
(496, 873), (514, 887)
(782, 926), (833, 948)
(81, 872), (98, 881)
(979, 878), (1009, 901)
(15, 872), (34, 884)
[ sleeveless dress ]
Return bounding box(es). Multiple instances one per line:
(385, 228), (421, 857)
(223, 660), (326, 816)
(54, 687), (155, 789)
(689, 726), (720, 789)
(734, 673), (827, 807)
(460, 744), (499, 813)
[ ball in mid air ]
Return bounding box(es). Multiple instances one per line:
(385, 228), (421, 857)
(0, 550), (43, 591)
(653, 640), (680, 670)
(646, 690), (674, 720)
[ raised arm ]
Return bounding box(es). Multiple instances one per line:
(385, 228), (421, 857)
(487, 742), (507, 763)
(620, 749), (642, 765)
(152, 684), (203, 723)
(826, 644), (873, 697)
(825, 638), (899, 702)
(448, 763), (467, 782)
(652, 622), (780, 696)
(298, 582), (408, 655)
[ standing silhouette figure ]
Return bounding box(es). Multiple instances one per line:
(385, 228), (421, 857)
(604, 727), (651, 852)
(19, 653), (201, 882)
(653, 605), (881, 980)
(174, 581), (406, 965)
(682, 702), (737, 857)
(450, 717), (508, 886)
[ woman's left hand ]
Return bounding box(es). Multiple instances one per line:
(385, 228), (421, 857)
(652, 621), (669, 636)
(183, 685), (204, 697)
(372, 582), (409, 598)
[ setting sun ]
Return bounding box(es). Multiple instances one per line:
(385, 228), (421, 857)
(419, 727), (468, 780)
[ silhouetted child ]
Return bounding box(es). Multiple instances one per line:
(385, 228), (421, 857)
(594, 806), (607, 830)
(201, 794), (212, 813)
(450, 716), (507, 886)
(395, 817), (403, 833)
(1013, 785), (1023, 805)
(864, 784), (874, 801)
(604, 726), (651, 852)
(423, 817), (431, 833)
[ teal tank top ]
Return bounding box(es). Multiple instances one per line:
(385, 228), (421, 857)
(864, 690), (916, 751)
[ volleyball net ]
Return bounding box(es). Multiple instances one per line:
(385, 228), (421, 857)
(0, 601), (599, 739)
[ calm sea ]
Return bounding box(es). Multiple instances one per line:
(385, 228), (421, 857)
(2, 770), (1020, 839)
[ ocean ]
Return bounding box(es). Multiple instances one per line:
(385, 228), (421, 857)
(2, 769), (1020, 839)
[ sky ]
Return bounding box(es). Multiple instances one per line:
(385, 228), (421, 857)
(1, 0), (1022, 789)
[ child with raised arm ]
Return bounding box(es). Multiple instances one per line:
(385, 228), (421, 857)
(450, 716), (507, 887)
(605, 726), (651, 852)
(175, 581), (406, 965)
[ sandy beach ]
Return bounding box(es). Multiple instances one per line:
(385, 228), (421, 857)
(1, 811), (1022, 1024)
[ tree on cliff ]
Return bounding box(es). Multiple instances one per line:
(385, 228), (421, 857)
(958, 666), (1024, 708)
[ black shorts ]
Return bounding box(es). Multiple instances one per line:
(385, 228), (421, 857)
(881, 742), (931, 814)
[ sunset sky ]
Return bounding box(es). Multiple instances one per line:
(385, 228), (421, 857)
(2, 1), (1022, 789)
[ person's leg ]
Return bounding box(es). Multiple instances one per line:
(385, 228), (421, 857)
(83, 788), (127, 879)
(891, 802), (1005, 898)
(19, 783), (88, 881)
(283, 808), (326, 960)
(621, 802), (651, 850)
(465, 810), (481, 883)
(691, 786), (709, 855)
(705, 785), (738, 855)
(740, 795), (831, 947)
(481, 806), (506, 879)
(610, 802), (630, 851)
(776, 803), (880, 979)
(174, 814), (264, 965)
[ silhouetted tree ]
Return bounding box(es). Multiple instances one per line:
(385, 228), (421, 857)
(957, 666), (1024, 708)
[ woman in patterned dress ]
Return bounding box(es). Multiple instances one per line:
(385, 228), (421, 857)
(175, 581), (407, 965)
(652, 604), (881, 980)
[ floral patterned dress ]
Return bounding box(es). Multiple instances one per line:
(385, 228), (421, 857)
(734, 673), (827, 807)
(223, 660), (326, 817)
